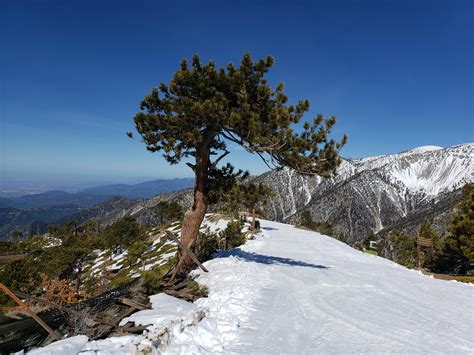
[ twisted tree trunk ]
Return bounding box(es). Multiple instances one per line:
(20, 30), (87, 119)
(178, 138), (211, 271)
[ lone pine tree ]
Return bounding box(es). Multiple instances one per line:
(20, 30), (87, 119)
(129, 53), (346, 271)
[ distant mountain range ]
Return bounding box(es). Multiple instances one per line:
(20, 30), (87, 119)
(1, 144), (472, 243)
(0, 178), (194, 209)
(0, 178), (193, 239)
(38, 143), (473, 247)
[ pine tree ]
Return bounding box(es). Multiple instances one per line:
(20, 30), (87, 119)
(418, 218), (440, 268)
(222, 183), (273, 231)
(390, 230), (416, 268)
(128, 240), (148, 269)
(153, 201), (184, 225)
(130, 53), (346, 270)
(436, 184), (473, 274)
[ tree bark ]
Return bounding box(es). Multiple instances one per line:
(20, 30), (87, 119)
(178, 137), (212, 271)
(251, 208), (256, 232)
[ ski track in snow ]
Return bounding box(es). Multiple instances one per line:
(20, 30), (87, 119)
(173, 220), (473, 354)
(29, 219), (474, 354)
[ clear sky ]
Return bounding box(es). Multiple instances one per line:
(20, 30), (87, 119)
(1, 0), (473, 188)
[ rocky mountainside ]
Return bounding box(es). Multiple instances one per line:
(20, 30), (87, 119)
(9, 143), (470, 244)
(255, 143), (473, 242)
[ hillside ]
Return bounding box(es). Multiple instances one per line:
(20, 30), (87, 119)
(257, 143), (473, 242)
(0, 178), (194, 240)
(30, 219), (474, 354)
(57, 143), (473, 246)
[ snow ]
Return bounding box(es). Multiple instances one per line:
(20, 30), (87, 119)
(27, 335), (89, 354)
(402, 145), (444, 154)
(119, 293), (197, 327)
(28, 219), (474, 354)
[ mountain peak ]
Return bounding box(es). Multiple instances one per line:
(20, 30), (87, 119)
(403, 145), (444, 154)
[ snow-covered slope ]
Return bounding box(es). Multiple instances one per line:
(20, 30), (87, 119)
(257, 143), (473, 241)
(32, 220), (474, 354)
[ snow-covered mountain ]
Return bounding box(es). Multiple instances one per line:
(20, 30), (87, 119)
(256, 143), (473, 242)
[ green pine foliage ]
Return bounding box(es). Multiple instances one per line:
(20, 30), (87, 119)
(153, 201), (184, 225)
(102, 216), (143, 251)
(127, 240), (148, 268)
(130, 53), (346, 175)
(298, 210), (334, 236)
(435, 184), (473, 274)
(389, 230), (416, 268)
(418, 218), (441, 269)
(220, 219), (246, 249)
(196, 229), (220, 262)
(129, 53), (346, 262)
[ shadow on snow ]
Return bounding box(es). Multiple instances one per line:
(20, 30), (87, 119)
(216, 249), (329, 269)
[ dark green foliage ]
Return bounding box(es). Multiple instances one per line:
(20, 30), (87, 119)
(222, 182), (273, 218)
(418, 218), (441, 268)
(221, 219), (246, 249)
(196, 230), (220, 262)
(196, 219), (246, 261)
(141, 270), (165, 294)
(127, 240), (148, 267)
(299, 210), (333, 236)
(390, 230), (416, 268)
(153, 201), (184, 225)
(102, 216), (143, 250)
(130, 52), (346, 175)
(435, 184), (473, 274)
(187, 280), (209, 297)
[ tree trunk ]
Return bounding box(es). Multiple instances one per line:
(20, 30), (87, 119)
(178, 139), (212, 271)
(251, 208), (256, 232)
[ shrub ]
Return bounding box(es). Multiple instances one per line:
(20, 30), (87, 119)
(196, 230), (220, 262)
(390, 230), (416, 268)
(221, 219), (246, 250)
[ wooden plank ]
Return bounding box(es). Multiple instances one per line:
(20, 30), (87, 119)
(119, 298), (151, 310)
(0, 254), (27, 265)
(417, 237), (433, 247)
(0, 283), (61, 341)
(164, 289), (196, 302)
(165, 231), (209, 273)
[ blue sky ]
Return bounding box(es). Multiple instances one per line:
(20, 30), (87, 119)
(1, 0), (473, 188)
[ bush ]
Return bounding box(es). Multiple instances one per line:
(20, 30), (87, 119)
(196, 229), (220, 262)
(390, 230), (416, 268)
(142, 270), (165, 294)
(221, 219), (246, 250)
(102, 217), (143, 250)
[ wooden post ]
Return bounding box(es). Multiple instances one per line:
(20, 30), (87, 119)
(0, 283), (61, 341)
(165, 231), (208, 272)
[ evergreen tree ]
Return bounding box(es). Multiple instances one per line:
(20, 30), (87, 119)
(102, 216), (142, 251)
(389, 230), (416, 268)
(223, 183), (273, 231)
(127, 240), (148, 269)
(153, 201), (184, 225)
(436, 184), (473, 274)
(130, 53), (346, 270)
(418, 218), (440, 268)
